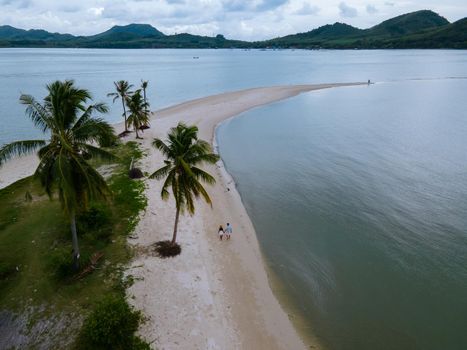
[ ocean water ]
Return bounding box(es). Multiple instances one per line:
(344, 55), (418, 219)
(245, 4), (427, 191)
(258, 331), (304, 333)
(1, 49), (467, 349)
(0, 48), (466, 145)
(217, 80), (467, 349)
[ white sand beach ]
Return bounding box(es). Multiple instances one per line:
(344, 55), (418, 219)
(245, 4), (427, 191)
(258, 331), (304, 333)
(0, 83), (363, 349)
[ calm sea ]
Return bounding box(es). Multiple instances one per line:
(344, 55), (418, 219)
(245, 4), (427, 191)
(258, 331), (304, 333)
(1, 48), (467, 349)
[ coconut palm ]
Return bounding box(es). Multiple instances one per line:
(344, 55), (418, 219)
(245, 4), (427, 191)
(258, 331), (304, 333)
(140, 80), (150, 130)
(108, 80), (133, 133)
(141, 80), (149, 113)
(126, 90), (149, 139)
(149, 122), (219, 245)
(0, 80), (116, 269)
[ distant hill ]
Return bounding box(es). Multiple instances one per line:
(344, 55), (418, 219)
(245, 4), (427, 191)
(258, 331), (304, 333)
(365, 10), (449, 37)
(0, 25), (73, 41)
(263, 10), (464, 49)
(0, 10), (465, 49)
(259, 23), (362, 47)
(88, 24), (165, 40)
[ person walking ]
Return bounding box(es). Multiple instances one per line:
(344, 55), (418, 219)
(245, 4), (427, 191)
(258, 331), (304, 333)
(218, 225), (225, 241)
(225, 223), (232, 240)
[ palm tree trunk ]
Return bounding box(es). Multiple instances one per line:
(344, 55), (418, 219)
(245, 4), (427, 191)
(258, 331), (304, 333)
(143, 89), (149, 127)
(70, 210), (80, 271)
(171, 206), (180, 245)
(121, 97), (128, 132)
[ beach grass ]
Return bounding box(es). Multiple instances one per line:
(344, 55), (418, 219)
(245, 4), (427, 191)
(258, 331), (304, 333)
(0, 141), (147, 346)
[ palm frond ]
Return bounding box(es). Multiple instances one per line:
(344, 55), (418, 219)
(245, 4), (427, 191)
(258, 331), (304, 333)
(20, 94), (52, 133)
(191, 167), (216, 185)
(81, 144), (119, 162)
(149, 164), (172, 180)
(0, 140), (47, 166)
(152, 138), (171, 158)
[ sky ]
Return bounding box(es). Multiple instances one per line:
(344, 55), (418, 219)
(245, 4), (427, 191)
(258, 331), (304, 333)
(0, 0), (466, 41)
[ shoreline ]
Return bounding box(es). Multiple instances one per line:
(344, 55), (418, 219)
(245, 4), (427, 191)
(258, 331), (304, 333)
(0, 83), (364, 349)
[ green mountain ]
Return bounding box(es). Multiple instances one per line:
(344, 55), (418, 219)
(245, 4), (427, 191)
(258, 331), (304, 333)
(0, 10), (465, 49)
(88, 23), (165, 40)
(263, 10), (459, 48)
(0, 25), (73, 41)
(365, 10), (449, 37)
(379, 17), (467, 49)
(258, 22), (362, 47)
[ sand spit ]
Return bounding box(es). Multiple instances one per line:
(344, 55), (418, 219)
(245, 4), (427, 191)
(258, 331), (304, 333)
(0, 83), (364, 349)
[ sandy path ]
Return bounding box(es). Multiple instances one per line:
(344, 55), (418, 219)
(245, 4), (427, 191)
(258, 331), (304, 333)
(0, 83), (364, 349)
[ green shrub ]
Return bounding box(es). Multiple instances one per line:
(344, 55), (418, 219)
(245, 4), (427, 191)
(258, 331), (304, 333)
(0, 261), (17, 280)
(47, 247), (91, 280)
(77, 204), (113, 242)
(78, 295), (149, 350)
(47, 247), (75, 280)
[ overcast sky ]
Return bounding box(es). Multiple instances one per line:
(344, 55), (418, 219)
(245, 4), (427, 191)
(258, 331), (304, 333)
(0, 0), (466, 40)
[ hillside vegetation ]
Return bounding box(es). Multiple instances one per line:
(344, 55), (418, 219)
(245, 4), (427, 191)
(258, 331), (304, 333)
(0, 10), (465, 49)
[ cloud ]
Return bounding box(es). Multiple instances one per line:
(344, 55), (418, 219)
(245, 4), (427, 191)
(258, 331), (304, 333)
(0, 0), (465, 41)
(366, 4), (377, 14)
(88, 7), (104, 16)
(222, 0), (252, 12)
(294, 3), (320, 16)
(339, 2), (358, 18)
(256, 0), (289, 11)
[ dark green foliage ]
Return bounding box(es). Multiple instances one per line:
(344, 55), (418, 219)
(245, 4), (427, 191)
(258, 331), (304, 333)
(110, 142), (147, 233)
(0, 261), (17, 280)
(78, 295), (150, 350)
(47, 247), (91, 280)
(47, 247), (75, 280)
(0, 141), (148, 349)
(77, 204), (113, 242)
(154, 240), (182, 257)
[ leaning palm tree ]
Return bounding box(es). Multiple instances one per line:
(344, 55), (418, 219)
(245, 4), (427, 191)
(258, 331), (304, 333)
(140, 80), (150, 130)
(108, 80), (133, 133)
(149, 122), (219, 245)
(126, 90), (149, 139)
(0, 80), (116, 269)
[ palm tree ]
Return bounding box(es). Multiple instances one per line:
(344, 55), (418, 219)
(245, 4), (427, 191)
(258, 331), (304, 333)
(141, 80), (150, 130)
(108, 80), (133, 133)
(126, 90), (149, 139)
(141, 80), (149, 113)
(149, 122), (219, 245)
(0, 80), (116, 269)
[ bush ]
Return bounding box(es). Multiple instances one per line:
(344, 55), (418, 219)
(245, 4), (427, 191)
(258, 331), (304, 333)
(154, 240), (181, 258)
(77, 205), (113, 242)
(78, 295), (150, 350)
(47, 247), (91, 281)
(47, 247), (75, 280)
(0, 261), (17, 280)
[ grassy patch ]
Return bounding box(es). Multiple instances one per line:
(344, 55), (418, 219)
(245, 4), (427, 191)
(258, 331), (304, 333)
(0, 141), (148, 348)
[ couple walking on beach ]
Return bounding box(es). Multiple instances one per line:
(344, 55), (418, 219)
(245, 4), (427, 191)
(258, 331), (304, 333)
(218, 223), (232, 240)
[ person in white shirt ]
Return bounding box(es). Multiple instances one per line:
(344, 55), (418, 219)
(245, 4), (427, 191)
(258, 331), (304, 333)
(225, 223), (232, 240)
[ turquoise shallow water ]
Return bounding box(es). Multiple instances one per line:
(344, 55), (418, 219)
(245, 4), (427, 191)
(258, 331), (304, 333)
(1, 49), (467, 349)
(217, 80), (467, 349)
